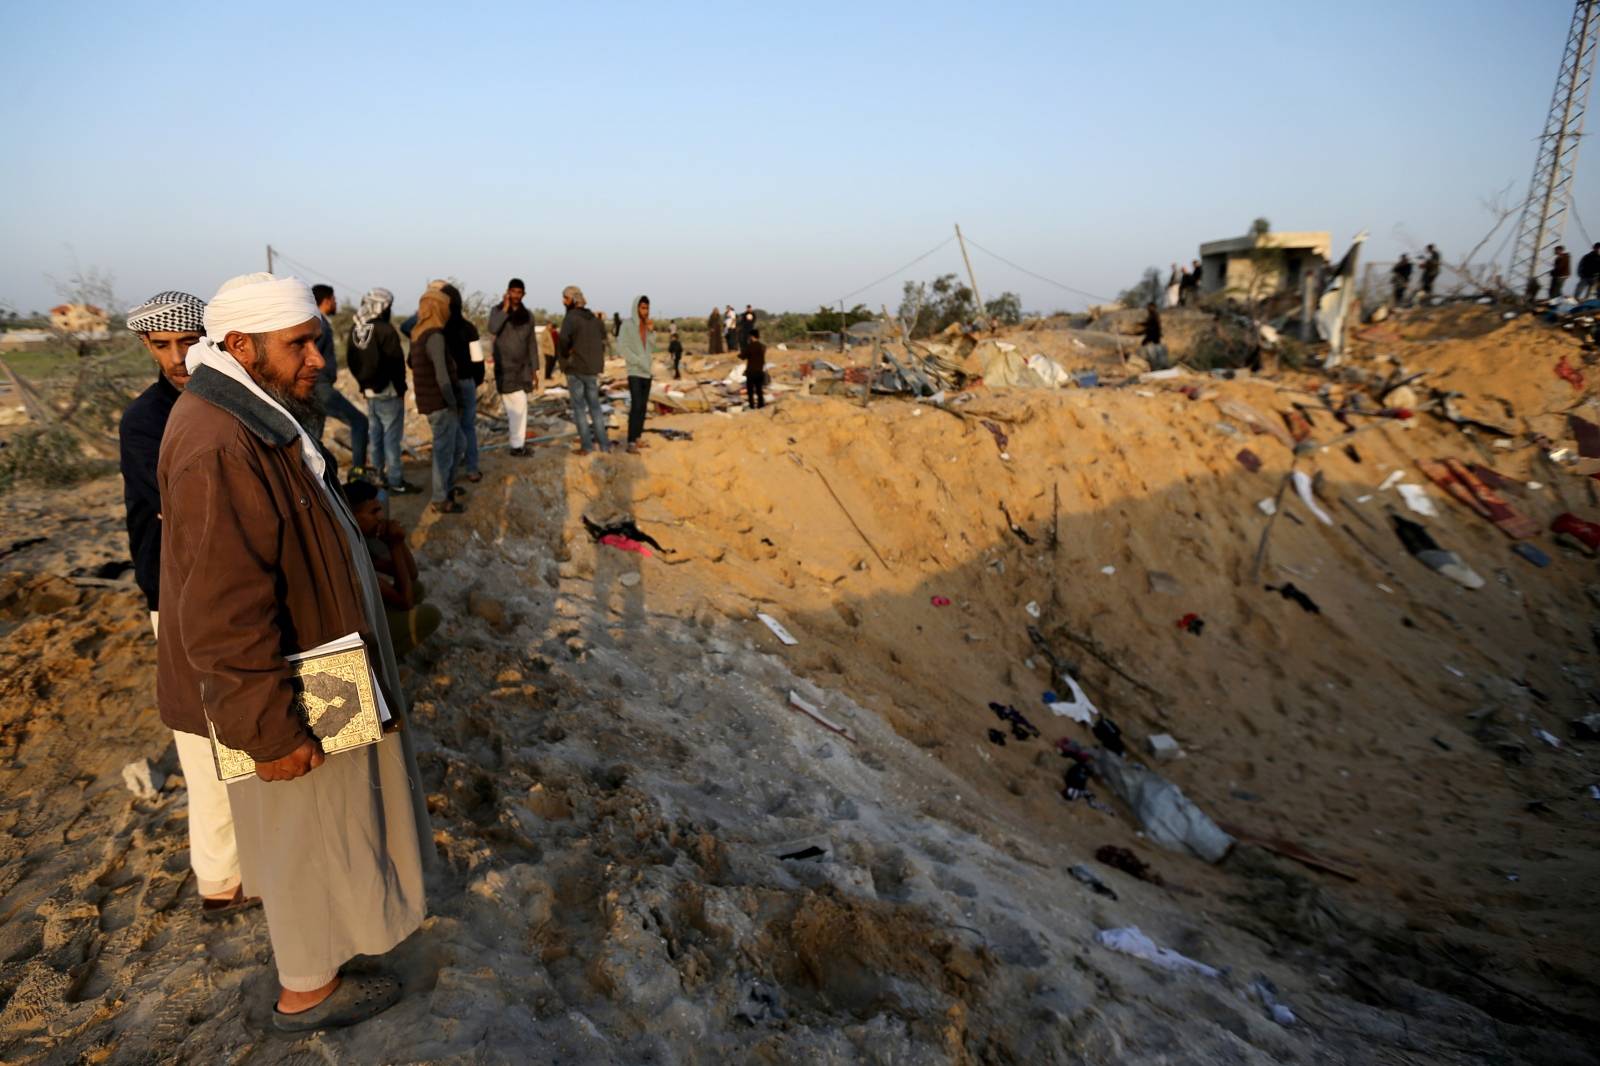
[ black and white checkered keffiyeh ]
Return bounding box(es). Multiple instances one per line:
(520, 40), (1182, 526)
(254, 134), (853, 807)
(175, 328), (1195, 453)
(126, 290), (206, 335)
(351, 287), (394, 349)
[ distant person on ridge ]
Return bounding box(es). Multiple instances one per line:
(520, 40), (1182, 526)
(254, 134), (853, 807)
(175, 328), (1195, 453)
(1390, 254), (1413, 306)
(1137, 302), (1169, 370)
(736, 304), (756, 350)
(612, 310), (622, 338)
(668, 330), (684, 379)
(307, 284), (369, 478)
(347, 288), (418, 494)
(557, 285), (610, 455)
(1420, 244), (1442, 299)
(1576, 243), (1600, 302)
(742, 327), (767, 409)
(707, 307), (725, 354)
(724, 306), (737, 353)
(618, 295), (656, 454)
(1552, 244), (1573, 299)
(488, 277), (537, 457)
(120, 289), (258, 922)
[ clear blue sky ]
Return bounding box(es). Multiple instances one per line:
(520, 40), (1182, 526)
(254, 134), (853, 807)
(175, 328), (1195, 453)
(0, 1), (1589, 319)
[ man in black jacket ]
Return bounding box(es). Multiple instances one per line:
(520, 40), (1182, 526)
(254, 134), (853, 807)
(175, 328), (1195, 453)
(347, 287), (419, 493)
(557, 284), (609, 454)
(307, 284), (369, 477)
(1576, 243), (1600, 302)
(119, 289), (258, 921)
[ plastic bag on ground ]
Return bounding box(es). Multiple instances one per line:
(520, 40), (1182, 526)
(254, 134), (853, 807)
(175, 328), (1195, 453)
(1095, 926), (1220, 977)
(1095, 752), (1234, 862)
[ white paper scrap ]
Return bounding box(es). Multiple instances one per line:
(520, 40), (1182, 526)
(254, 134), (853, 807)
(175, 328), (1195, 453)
(757, 613), (798, 646)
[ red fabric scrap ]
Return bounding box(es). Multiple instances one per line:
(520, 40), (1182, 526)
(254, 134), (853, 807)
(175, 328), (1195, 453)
(1556, 357), (1585, 391)
(599, 533), (653, 557)
(930, 595), (952, 607)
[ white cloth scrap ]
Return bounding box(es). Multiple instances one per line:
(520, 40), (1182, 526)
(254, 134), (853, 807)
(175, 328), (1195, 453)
(1095, 926), (1220, 977)
(1397, 483), (1439, 517)
(1292, 470), (1333, 526)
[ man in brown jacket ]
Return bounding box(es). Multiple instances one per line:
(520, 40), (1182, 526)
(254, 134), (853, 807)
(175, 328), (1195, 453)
(158, 273), (429, 1032)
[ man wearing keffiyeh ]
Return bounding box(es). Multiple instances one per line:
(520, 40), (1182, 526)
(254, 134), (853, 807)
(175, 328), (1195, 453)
(346, 287), (417, 492)
(120, 290), (262, 924)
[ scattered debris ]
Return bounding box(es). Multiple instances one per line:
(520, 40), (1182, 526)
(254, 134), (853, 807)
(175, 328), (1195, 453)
(1146, 733), (1182, 761)
(786, 690), (856, 743)
(1043, 675), (1100, 724)
(1095, 752), (1234, 863)
(758, 613), (799, 646)
(1068, 864), (1117, 899)
(771, 835), (833, 863)
(1392, 513), (1484, 589)
(1248, 976), (1297, 1026)
(1095, 844), (1165, 886)
(1094, 927), (1220, 978)
(990, 701), (1041, 742)
(121, 759), (163, 799)
(1175, 613), (1204, 635)
(1265, 582), (1321, 614)
(583, 515), (671, 553)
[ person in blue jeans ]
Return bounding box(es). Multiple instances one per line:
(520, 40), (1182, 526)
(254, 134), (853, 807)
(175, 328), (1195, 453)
(307, 284), (369, 477)
(407, 290), (465, 513)
(346, 288), (419, 493)
(438, 283), (483, 482)
(556, 285), (610, 455)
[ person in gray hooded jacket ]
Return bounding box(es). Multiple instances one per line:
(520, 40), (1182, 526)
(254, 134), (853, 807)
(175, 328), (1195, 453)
(488, 277), (537, 457)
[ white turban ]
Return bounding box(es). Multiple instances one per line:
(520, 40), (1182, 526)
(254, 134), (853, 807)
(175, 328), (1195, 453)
(202, 272), (320, 341)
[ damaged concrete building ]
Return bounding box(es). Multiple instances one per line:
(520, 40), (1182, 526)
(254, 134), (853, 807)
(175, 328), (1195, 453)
(1199, 230), (1330, 299)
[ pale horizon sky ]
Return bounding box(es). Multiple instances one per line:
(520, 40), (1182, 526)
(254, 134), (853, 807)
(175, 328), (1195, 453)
(1, 0), (1593, 320)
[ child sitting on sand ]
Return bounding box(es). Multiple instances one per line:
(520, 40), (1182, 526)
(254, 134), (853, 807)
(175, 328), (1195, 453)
(343, 480), (441, 656)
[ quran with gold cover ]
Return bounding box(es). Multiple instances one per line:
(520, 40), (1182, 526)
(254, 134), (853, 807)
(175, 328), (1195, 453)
(208, 632), (386, 782)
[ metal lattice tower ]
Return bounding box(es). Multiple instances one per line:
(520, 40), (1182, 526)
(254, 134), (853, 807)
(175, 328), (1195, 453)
(1510, 1), (1600, 297)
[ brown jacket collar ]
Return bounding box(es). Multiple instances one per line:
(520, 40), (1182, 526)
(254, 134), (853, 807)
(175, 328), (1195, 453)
(184, 363), (301, 450)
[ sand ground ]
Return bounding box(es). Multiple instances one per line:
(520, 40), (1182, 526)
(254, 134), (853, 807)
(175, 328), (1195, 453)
(1, 305), (1597, 1063)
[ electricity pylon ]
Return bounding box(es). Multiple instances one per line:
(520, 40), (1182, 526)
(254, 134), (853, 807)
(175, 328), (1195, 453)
(1510, 1), (1600, 298)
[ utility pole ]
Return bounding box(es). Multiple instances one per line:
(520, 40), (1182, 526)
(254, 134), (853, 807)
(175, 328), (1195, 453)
(954, 224), (985, 324)
(266, 244), (275, 273)
(1510, 0), (1600, 299)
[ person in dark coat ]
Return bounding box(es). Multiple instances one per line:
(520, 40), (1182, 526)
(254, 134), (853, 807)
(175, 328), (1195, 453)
(1420, 244), (1442, 298)
(120, 288), (258, 921)
(434, 283), (482, 482)
(741, 328), (767, 409)
(306, 284), (369, 477)
(736, 304), (756, 350)
(347, 288), (418, 493)
(668, 330), (684, 379)
(1577, 243), (1600, 302)
(1391, 255), (1413, 306)
(1552, 245), (1573, 299)
(488, 277), (537, 457)
(706, 307), (725, 354)
(408, 289), (465, 512)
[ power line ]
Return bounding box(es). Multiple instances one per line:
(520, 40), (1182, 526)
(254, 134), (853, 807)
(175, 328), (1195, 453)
(960, 235), (1113, 305)
(270, 248), (364, 297)
(833, 235), (958, 306)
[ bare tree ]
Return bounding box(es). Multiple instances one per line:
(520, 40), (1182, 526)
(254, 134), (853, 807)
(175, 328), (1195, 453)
(1450, 183), (1520, 296)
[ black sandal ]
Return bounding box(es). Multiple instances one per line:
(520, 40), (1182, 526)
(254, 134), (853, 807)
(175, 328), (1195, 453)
(200, 886), (261, 922)
(272, 973), (402, 1032)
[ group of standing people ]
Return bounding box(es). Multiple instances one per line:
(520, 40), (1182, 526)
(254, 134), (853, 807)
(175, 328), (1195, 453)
(1165, 261), (1204, 308)
(1547, 242), (1600, 301)
(1389, 244), (1443, 306)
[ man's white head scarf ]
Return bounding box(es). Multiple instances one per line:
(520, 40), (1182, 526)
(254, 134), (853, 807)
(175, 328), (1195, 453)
(184, 272), (329, 488)
(201, 272), (319, 343)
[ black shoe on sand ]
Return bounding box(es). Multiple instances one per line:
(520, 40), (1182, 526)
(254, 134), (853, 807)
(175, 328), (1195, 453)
(200, 887), (261, 922)
(272, 973), (401, 1033)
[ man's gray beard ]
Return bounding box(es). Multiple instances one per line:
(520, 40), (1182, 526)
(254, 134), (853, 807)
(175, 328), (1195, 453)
(265, 382), (322, 427)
